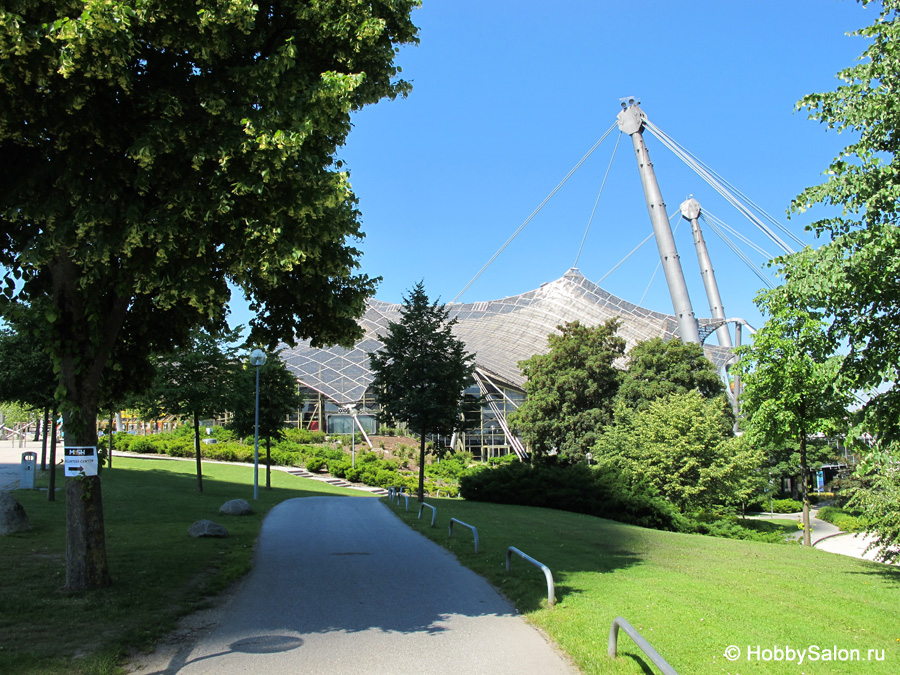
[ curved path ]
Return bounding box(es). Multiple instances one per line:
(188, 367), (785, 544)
(129, 497), (578, 675)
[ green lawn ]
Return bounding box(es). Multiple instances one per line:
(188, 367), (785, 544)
(1, 457), (366, 675)
(5, 460), (899, 675)
(384, 496), (900, 675)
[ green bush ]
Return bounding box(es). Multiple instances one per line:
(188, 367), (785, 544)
(817, 506), (866, 532)
(693, 518), (788, 544)
(771, 498), (803, 513)
(281, 427), (327, 445)
(460, 461), (684, 531)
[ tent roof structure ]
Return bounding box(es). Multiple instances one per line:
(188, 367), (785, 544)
(279, 268), (733, 406)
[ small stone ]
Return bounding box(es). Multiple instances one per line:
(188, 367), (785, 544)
(219, 498), (253, 516)
(188, 519), (229, 538)
(0, 492), (31, 535)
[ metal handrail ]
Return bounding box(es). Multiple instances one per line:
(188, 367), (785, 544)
(397, 492), (409, 510)
(608, 616), (679, 675)
(418, 502), (436, 527)
(505, 547), (555, 606)
(448, 518), (479, 553)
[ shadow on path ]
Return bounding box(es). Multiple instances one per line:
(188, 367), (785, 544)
(129, 497), (578, 675)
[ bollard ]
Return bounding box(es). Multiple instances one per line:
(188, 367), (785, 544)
(20, 451), (37, 489)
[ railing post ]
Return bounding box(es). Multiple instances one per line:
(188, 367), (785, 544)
(417, 502), (436, 527)
(505, 547), (555, 606)
(448, 518), (479, 553)
(608, 617), (679, 675)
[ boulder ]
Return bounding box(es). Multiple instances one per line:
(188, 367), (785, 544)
(219, 498), (253, 516)
(188, 519), (229, 538)
(0, 491), (31, 535)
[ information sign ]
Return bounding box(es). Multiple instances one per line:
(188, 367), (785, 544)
(64, 446), (99, 478)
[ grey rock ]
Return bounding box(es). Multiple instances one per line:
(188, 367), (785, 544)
(219, 498), (253, 516)
(188, 519), (229, 538)
(0, 491), (31, 535)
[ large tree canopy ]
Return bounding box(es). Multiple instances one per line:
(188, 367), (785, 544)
(0, 0), (419, 590)
(784, 0), (899, 440)
(735, 288), (851, 545)
(779, 0), (899, 559)
(509, 319), (625, 460)
(616, 337), (725, 412)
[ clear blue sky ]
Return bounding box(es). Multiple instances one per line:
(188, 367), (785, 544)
(235, 0), (874, 335)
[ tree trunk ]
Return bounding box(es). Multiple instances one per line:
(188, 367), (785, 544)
(265, 436), (271, 489)
(40, 407), (49, 471)
(800, 433), (811, 547)
(64, 411), (112, 591)
(193, 411), (203, 493)
(418, 432), (426, 502)
(48, 407), (58, 502)
(108, 410), (115, 469)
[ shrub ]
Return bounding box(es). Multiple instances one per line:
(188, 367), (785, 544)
(328, 458), (351, 478)
(770, 498), (803, 514)
(817, 506), (866, 532)
(281, 428), (327, 445)
(305, 456), (326, 472)
(460, 462), (684, 531)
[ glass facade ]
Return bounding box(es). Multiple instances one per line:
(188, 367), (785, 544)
(278, 268), (733, 454)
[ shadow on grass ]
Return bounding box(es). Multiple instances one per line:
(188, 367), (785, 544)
(844, 561), (900, 586)
(383, 496), (647, 612)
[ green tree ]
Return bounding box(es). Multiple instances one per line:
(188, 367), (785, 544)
(140, 327), (241, 493)
(596, 391), (760, 513)
(229, 351), (303, 490)
(617, 337), (726, 411)
(0, 0), (418, 590)
(734, 288), (851, 545)
(776, 0), (899, 555)
(785, 0), (899, 440)
(509, 319), (625, 460)
(0, 306), (57, 473)
(368, 283), (476, 501)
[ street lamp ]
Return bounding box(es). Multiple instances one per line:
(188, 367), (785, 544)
(249, 349), (267, 500)
(350, 405), (359, 469)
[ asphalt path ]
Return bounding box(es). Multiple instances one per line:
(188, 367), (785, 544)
(129, 497), (578, 675)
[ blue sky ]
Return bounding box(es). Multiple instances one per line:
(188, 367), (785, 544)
(235, 0), (874, 335)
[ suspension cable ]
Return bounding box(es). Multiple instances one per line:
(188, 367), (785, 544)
(453, 121), (619, 303)
(643, 119), (803, 254)
(701, 208), (773, 259)
(700, 213), (774, 289)
(574, 131), (622, 268)
(597, 231), (654, 283)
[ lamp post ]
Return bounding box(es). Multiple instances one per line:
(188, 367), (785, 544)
(350, 406), (359, 469)
(249, 349), (267, 500)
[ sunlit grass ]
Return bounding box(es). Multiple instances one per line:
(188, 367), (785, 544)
(1, 457), (366, 675)
(385, 496), (900, 675)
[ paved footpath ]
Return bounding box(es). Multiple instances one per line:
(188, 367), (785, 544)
(128, 497), (579, 675)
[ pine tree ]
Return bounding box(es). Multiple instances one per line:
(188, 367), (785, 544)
(369, 283), (476, 501)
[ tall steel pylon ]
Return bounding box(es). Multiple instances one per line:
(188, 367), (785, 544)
(617, 100), (701, 344)
(680, 197), (733, 348)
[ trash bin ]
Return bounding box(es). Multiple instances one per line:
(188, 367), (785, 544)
(20, 452), (37, 489)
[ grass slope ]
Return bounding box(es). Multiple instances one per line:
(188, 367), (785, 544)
(1, 457), (366, 675)
(385, 496), (900, 675)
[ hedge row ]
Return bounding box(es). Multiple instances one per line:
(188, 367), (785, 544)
(816, 506), (867, 532)
(459, 461), (685, 531)
(102, 430), (461, 497)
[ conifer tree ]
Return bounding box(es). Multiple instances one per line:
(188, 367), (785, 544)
(369, 283), (476, 501)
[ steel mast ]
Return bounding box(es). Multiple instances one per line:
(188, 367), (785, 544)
(680, 197), (733, 348)
(617, 100), (700, 344)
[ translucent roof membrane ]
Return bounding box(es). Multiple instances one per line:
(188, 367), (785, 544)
(279, 268), (734, 405)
